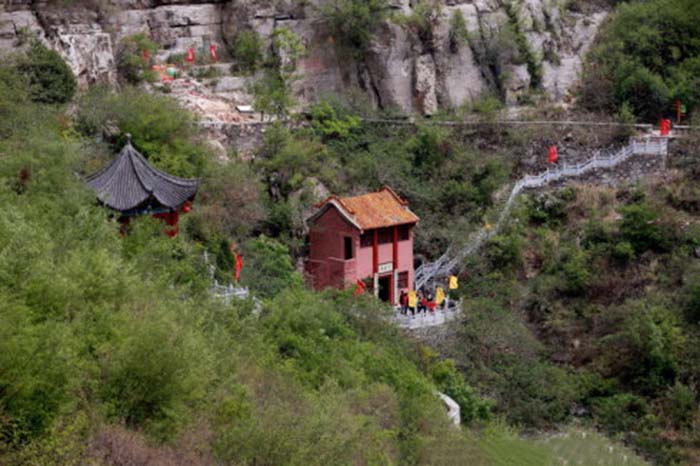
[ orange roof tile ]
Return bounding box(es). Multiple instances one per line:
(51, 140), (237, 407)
(311, 187), (419, 230)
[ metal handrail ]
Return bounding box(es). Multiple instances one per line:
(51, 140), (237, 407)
(415, 137), (668, 290)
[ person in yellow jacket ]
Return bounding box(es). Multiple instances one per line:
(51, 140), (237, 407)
(448, 275), (458, 290)
(408, 290), (418, 316)
(435, 286), (446, 309)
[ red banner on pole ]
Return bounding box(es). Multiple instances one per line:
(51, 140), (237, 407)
(235, 253), (243, 282)
(186, 47), (195, 63)
(354, 279), (366, 296)
(210, 43), (218, 61)
(548, 145), (558, 164)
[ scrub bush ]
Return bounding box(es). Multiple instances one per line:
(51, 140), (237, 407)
(17, 41), (76, 104)
(116, 33), (159, 84)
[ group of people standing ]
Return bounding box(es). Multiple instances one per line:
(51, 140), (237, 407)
(398, 286), (448, 317)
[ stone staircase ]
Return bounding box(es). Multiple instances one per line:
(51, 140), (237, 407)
(414, 136), (670, 292)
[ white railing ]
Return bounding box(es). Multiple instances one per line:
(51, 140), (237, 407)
(203, 251), (252, 304)
(415, 137), (668, 290)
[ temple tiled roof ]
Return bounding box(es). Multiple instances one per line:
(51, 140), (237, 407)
(310, 187), (419, 231)
(85, 138), (199, 214)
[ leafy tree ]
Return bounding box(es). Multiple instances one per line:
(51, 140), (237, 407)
(405, 125), (450, 173)
(17, 40), (76, 104)
(240, 236), (303, 299)
(187, 161), (266, 241)
(619, 202), (672, 254)
(486, 233), (523, 270)
(251, 69), (295, 120)
(309, 101), (361, 141)
(604, 302), (685, 394)
(251, 28), (305, 120)
(581, 0), (700, 119)
(230, 30), (264, 74)
(116, 33), (159, 84)
(431, 359), (492, 423)
(76, 86), (208, 177)
(593, 393), (652, 435)
(317, 0), (389, 57)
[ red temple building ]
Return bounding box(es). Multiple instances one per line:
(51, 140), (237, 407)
(306, 187), (419, 304)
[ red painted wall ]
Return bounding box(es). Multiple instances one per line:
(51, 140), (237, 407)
(307, 206), (416, 303)
(307, 207), (359, 289)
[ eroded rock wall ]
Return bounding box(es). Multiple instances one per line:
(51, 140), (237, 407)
(0, 0), (608, 113)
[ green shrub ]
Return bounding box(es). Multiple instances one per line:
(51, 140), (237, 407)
(310, 101), (361, 141)
(593, 393), (652, 435)
(317, 0), (389, 57)
(505, 3), (542, 89)
(486, 233), (523, 270)
(187, 161), (266, 242)
(581, 0), (700, 119)
(397, 0), (441, 43)
(116, 33), (159, 84)
(0, 65), (32, 137)
(17, 41), (76, 104)
(101, 314), (208, 437)
(559, 249), (590, 295)
(405, 125), (450, 172)
(240, 236), (303, 299)
(616, 65), (670, 122)
(660, 382), (696, 430)
(448, 9), (469, 52)
(606, 302), (685, 394)
(431, 359), (492, 423)
(230, 30), (264, 74)
(527, 191), (570, 226)
(682, 264), (700, 323)
(76, 86), (208, 177)
(611, 240), (635, 265)
(619, 202), (673, 254)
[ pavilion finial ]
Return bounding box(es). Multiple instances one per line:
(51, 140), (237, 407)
(125, 133), (132, 144)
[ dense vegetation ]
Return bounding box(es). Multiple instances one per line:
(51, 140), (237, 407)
(4, 0), (700, 464)
(0, 64), (495, 465)
(447, 142), (700, 463)
(581, 0), (700, 122)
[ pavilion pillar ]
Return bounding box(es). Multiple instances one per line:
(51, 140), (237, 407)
(391, 226), (398, 304)
(373, 229), (379, 297)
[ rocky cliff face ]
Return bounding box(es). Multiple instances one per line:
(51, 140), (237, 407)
(0, 0), (607, 115)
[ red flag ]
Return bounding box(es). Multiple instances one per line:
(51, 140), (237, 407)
(548, 145), (558, 164)
(660, 119), (671, 136)
(142, 50), (150, 62)
(235, 253), (243, 282)
(210, 43), (218, 61)
(186, 47), (195, 63)
(354, 279), (366, 296)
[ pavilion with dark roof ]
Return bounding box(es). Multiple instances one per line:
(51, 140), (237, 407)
(306, 187), (419, 304)
(85, 136), (199, 234)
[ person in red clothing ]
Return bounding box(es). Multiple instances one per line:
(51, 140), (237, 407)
(419, 291), (428, 315)
(427, 290), (436, 313)
(399, 290), (408, 315)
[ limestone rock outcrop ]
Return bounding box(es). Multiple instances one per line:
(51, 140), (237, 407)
(0, 0), (609, 114)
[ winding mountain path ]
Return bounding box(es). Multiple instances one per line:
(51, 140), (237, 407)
(399, 135), (670, 330)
